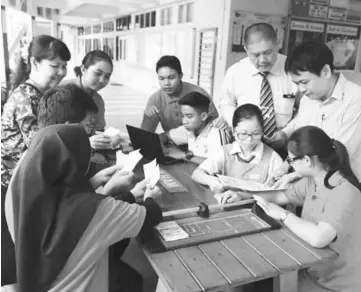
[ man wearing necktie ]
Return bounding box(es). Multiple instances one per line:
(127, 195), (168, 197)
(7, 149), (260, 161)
(219, 23), (296, 146)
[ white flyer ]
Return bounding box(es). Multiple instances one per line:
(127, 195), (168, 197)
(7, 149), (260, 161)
(116, 149), (143, 172)
(143, 158), (160, 188)
(156, 221), (189, 242)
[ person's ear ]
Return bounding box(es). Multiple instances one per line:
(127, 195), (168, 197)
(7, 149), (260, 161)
(200, 112), (208, 122)
(29, 57), (38, 71)
(321, 64), (332, 79)
(81, 65), (86, 75)
(179, 72), (183, 80)
(304, 155), (314, 168)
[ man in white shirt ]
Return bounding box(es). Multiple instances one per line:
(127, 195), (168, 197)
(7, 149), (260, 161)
(269, 41), (361, 183)
(219, 22), (296, 137)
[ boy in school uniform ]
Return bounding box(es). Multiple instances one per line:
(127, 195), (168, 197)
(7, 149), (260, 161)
(166, 91), (231, 165)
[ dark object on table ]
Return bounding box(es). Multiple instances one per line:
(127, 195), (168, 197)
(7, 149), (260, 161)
(197, 202), (210, 218)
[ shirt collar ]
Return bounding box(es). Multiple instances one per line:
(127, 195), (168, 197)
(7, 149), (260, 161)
(229, 141), (264, 162)
(329, 73), (346, 101)
(247, 53), (283, 77)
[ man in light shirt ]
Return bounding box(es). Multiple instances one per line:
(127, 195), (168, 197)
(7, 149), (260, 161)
(269, 41), (361, 183)
(219, 22), (296, 138)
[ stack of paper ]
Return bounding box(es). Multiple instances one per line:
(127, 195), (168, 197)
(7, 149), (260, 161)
(143, 158), (160, 188)
(116, 149), (143, 172)
(156, 221), (189, 242)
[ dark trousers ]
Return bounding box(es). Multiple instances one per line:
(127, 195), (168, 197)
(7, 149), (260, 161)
(109, 239), (143, 292)
(1, 185), (17, 286)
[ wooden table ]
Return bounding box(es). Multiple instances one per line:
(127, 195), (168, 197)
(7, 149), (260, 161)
(140, 161), (338, 292)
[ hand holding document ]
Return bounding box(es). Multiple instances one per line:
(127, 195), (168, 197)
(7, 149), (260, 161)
(216, 174), (286, 192)
(116, 149), (143, 172)
(103, 127), (121, 137)
(143, 158), (160, 188)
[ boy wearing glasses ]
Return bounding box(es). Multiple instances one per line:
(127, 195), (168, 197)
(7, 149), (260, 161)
(166, 91), (231, 164)
(192, 104), (283, 203)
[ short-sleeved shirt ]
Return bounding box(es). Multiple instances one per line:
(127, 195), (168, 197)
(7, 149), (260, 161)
(219, 54), (296, 129)
(198, 142), (283, 180)
(140, 82), (218, 132)
(1, 82), (41, 187)
(187, 120), (230, 158)
(61, 78), (106, 131)
(282, 73), (361, 180)
(285, 173), (361, 292)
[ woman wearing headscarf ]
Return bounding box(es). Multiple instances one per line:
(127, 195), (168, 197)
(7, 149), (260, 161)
(5, 124), (162, 292)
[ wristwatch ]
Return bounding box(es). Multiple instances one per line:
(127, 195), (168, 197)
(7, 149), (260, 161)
(279, 211), (290, 222)
(184, 150), (194, 160)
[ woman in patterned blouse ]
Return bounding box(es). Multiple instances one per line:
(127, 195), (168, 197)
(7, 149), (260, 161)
(1, 34), (70, 287)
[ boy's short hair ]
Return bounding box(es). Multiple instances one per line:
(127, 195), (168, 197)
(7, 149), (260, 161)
(38, 84), (98, 129)
(285, 41), (334, 76)
(178, 91), (210, 114)
(156, 55), (183, 75)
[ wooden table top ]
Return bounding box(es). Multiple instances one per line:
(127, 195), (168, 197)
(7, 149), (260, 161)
(140, 161), (338, 292)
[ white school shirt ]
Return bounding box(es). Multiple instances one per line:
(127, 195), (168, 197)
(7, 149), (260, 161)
(282, 73), (361, 180)
(187, 122), (224, 158)
(198, 142), (283, 178)
(219, 54), (296, 129)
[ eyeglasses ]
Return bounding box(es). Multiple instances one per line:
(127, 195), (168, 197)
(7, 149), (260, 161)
(286, 156), (303, 165)
(235, 132), (263, 140)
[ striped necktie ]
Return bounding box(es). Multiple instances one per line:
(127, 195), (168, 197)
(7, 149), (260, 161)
(259, 72), (277, 137)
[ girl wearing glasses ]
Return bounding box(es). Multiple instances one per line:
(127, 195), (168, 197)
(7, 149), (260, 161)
(253, 126), (361, 292)
(192, 103), (283, 203)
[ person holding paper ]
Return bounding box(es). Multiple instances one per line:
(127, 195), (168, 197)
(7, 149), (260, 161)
(62, 50), (118, 150)
(165, 91), (231, 164)
(267, 41), (361, 187)
(5, 124), (163, 292)
(248, 126), (360, 292)
(140, 55), (230, 145)
(192, 104), (283, 201)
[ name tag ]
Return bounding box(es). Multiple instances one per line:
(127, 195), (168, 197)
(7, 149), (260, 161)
(283, 94), (296, 99)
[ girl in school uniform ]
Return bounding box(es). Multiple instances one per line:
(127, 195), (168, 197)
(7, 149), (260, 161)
(253, 126), (361, 292)
(5, 124), (162, 292)
(192, 103), (283, 203)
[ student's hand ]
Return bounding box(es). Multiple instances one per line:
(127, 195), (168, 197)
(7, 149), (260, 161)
(144, 185), (162, 200)
(103, 171), (134, 196)
(144, 105), (159, 117)
(130, 179), (149, 200)
(167, 147), (186, 160)
(215, 190), (241, 204)
(254, 195), (285, 220)
(90, 153), (107, 164)
(208, 179), (225, 193)
(266, 164), (290, 187)
(90, 134), (112, 150)
(271, 172), (300, 189)
(92, 164), (123, 186)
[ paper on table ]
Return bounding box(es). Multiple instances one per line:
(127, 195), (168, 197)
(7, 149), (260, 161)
(143, 158), (160, 188)
(216, 174), (286, 192)
(156, 221), (189, 242)
(103, 127), (121, 137)
(116, 149), (143, 172)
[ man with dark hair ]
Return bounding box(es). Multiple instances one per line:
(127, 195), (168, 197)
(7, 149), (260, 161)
(38, 84), (98, 134)
(219, 22), (296, 139)
(165, 91), (230, 164)
(141, 55), (230, 145)
(269, 41), (361, 185)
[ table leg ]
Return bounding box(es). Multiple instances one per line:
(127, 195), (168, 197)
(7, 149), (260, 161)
(273, 271), (298, 292)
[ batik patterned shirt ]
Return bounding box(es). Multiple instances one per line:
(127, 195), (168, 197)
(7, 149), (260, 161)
(1, 83), (42, 187)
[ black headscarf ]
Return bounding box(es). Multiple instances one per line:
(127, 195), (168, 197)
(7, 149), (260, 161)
(10, 124), (103, 292)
